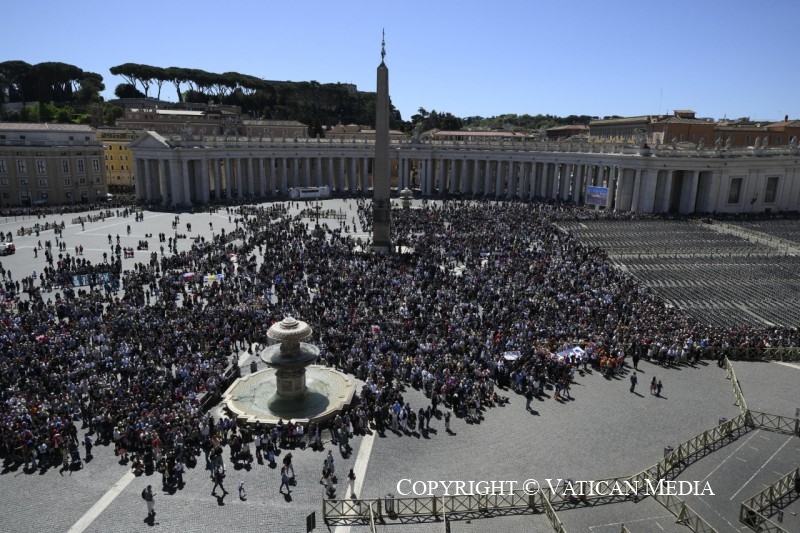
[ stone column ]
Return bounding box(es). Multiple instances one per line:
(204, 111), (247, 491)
(605, 167), (617, 210)
(614, 168), (626, 211)
(362, 157), (370, 191)
(337, 157), (345, 191)
(460, 159), (469, 194)
(245, 158), (253, 196)
(681, 170), (700, 214)
(349, 157), (357, 192)
(559, 164), (569, 201)
(304, 157), (311, 187)
(289, 157), (298, 190)
(286, 157), (294, 190)
(547, 163), (557, 200)
(234, 158), (243, 197)
(181, 159), (191, 205)
(505, 161), (514, 198)
(571, 164), (582, 204)
(200, 158), (210, 204)
(483, 160), (493, 197)
(159, 159), (169, 205)
(256, 158), (265, 197)
(133, 159), (143, 200)
(142, 159), (153, 201)
(422, 158), (432, 195)
(448, 159), (455, 194)
(526, 162), (535, 200)
(657, 169), (675, 213)
(705, 170), (721, 213)
(630, 169), (642, 212)
(222, 159), (232, 197)
(471, 160), (480, 195)
(315, 157), (323, 187)
(169, 159), (181, 206)
(639, 169), (657, 213)
(280, 158), (289, 193)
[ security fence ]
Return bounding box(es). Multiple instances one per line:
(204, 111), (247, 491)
(746, 411), (800, 437)
(322, 357), (797, 532)
(712, 346), (800, 363)
(739, 467), (800, 533)
(723, 358), (748, 413)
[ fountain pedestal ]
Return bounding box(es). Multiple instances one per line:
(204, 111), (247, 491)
(222, 316), (356, 427)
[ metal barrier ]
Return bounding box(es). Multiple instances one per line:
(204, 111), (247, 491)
(739, 505), (788, 533)
(652, 413), (749, 480)
(321, 357), (793, 532)
(723, 357), (748, 413)
(324, 489), (560, 530)
(714, 347), (800, 363)
(322, 498), (371, 525)
(538, 492), (567, 533)
(739, 467), (799, 533)
(642, 471), (720, 533)
(746, 410), (800, 437)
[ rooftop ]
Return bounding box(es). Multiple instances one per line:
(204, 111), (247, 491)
(0, 122), (95, 132)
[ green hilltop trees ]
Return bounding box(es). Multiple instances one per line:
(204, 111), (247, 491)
(1, 59), (596, 133)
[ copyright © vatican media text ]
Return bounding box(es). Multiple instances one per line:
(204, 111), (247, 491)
(396, 478), (714, 497)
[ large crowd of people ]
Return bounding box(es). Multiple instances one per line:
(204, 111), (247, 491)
(0, 198), (798, 480)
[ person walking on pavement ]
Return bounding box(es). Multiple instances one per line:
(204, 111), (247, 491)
(656, 380), (663, 397)
(142, 485), (155, 518)
(326, 449), (335, 475)
(629, 373), (638, 393)
(279, 465), (292, 493)
(212, 468), (228, 495)
(650, 377), (657, 395)
(347, 468), (357, 498)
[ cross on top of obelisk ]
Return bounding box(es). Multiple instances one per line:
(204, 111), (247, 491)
(381, 29), (386, 62)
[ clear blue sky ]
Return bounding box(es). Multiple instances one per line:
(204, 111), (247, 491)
(4, 0), (798, 122)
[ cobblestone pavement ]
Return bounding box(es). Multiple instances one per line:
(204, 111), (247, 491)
(731, 360), (800, 417)
(0, 202), (796, 532)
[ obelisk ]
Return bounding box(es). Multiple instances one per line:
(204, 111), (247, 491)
(372, 30), (391, 251)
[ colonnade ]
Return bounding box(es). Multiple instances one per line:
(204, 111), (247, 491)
(130, 135), (798, 215)
(135, 155), (374, 205)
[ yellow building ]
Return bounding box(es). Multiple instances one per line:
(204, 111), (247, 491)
(0, 123), (107, 206)
(96, 127), (139, 191)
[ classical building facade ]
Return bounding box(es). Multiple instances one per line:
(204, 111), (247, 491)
(590, 111), (800, 148)
(96, 127), (138, 190)
(0, 123), (107, 206)
(129, 132), (800, 215)
(115, 102), (308, 139)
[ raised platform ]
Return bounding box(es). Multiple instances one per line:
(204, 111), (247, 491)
(221, 365), (356, 426)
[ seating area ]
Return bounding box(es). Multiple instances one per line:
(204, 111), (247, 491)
(557, 219), (800, 328)
(728, 218), (800, 245)
(556, 219), (771, 257)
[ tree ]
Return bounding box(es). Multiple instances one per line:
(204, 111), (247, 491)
(31, 62), (84, 103)
(103, 104), (124, 126)
(109, 63), (160, 97)
(165, 66), (188, 102)
(76, 72), (105, 103)
(0, 60), (33, 102)
(114, 83), (144, 99)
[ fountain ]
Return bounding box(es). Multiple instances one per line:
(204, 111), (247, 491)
(222, 316), (355, 426)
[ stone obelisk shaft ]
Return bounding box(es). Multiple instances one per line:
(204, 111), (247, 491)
(372, 54), (391, 250)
